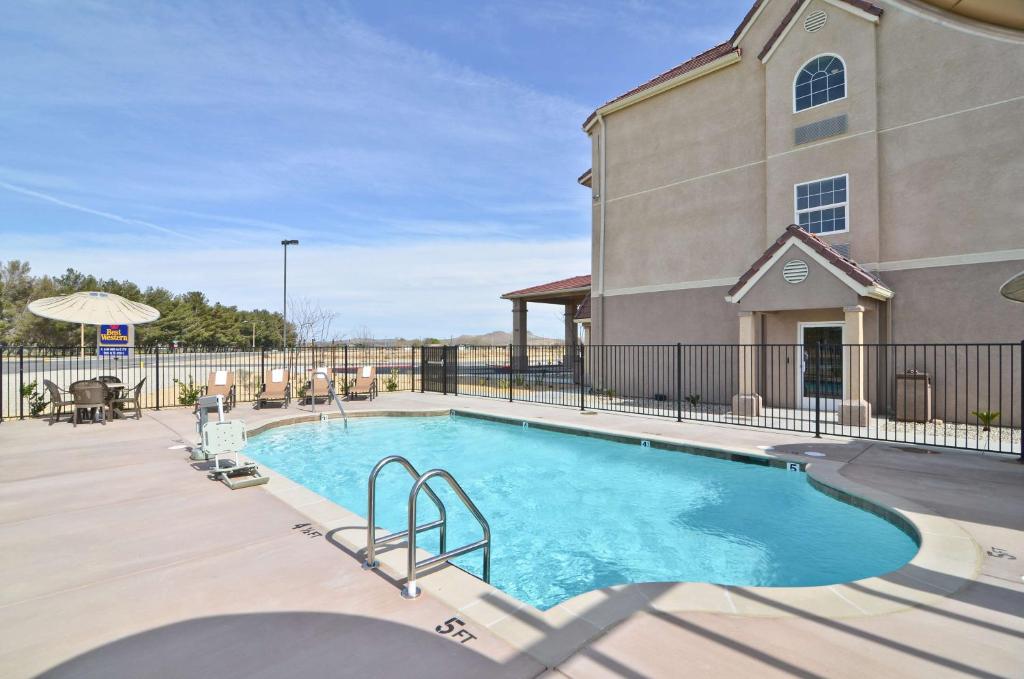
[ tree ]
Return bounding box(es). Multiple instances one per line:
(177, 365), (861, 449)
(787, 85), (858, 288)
(0, 259), (298, 348)
(289, 297), (339, 345)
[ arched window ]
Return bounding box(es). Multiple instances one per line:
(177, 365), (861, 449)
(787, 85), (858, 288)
(794, 55), (845, 112)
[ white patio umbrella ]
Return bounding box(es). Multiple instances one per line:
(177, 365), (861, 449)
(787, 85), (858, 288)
(1000, 271), (1024, 303)
(27, 291), (161, 355)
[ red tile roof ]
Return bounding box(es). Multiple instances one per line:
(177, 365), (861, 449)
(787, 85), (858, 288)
(728, 225), (882, 298)
(758, 0), (883, 61)
(582, 43), (739, 129)
(502, 275), (591, 299)
(583, 0), (883, 129)
(574, 295), (591, 321)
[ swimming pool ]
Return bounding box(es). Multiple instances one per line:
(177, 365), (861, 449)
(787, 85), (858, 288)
(247, 414), (919, 610)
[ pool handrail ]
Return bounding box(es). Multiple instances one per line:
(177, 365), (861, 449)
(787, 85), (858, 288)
(363, 455), (446, 570)
(402, 468), (491, 599)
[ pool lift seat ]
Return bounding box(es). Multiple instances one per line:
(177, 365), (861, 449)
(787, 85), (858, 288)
(363, 455), (490, 599)
(202, 419), (268, 490)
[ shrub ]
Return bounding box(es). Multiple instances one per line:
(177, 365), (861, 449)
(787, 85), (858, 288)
(685, 394), (702, 407)
(173, 377), (203, 406)
(971, 410), (1000, 432)
(21, 380), (48, 417)
(385, 369), (399, 392)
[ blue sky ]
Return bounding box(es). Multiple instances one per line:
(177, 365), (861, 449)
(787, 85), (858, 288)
(0, 0), (750, 338)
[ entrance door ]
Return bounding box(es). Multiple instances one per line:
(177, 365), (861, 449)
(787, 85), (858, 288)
(799, 324), (843, 410)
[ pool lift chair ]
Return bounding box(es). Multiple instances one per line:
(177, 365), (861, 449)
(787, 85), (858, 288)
(193, 394), (268, 489)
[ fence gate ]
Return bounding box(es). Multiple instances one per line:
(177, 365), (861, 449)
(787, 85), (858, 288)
(421, 345), (458, 394)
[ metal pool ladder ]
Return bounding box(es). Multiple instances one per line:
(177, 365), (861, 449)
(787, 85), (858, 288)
(363, 455), (491, 599)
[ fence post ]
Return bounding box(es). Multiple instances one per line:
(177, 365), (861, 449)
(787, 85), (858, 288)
(154, 346), (160, 410)
(508, 343), (513, 402)
(18, 347), (25, 420)
(579, 344), (585, 411)
(814, 340), (822, 439)
(441, 346), (448, 395)
(676, 342), (682, 422)
(343, 344), (349, 395)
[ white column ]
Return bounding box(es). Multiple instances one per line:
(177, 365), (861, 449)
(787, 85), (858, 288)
(731, 311), (762, 417)
(839, 304), (871, 426)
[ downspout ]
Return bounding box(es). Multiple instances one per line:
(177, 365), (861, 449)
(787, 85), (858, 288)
(597, 113), (607, 344)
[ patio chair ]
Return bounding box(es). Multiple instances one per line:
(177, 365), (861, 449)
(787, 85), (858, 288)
(255, 368), (290, 409)
(42, 379), (74, 425)
(69, 380), (111, 427)
(201, 370), (236, 411)
(348, 365), (377, 400)
(202, 419), (268, 489)
(305, 369), (332, 404)
(113, 377), (146, 420)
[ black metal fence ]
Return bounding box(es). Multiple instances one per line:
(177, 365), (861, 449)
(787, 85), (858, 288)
(443, 342), (1022, 456)
(0, 344), (418, 419)
(4, 341), (1021, 456)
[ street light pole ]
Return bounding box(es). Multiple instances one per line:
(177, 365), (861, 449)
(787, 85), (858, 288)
(281, 239), (299, 354)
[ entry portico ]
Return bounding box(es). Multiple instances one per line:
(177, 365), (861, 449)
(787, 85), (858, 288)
(725, 225), (893, 425)
(501, 275), (590, 368)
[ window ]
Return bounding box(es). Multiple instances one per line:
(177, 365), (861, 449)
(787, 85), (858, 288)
(795, 55), (845, 112)
(795, 174), (847, 234)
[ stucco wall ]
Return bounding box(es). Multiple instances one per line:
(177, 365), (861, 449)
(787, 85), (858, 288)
(585, 0), (1023, 356)
(600, 286), (736, 344)
(883, 260), (1024, 343)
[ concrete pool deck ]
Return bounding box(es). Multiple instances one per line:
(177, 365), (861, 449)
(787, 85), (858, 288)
(1, 393), (1021, 677)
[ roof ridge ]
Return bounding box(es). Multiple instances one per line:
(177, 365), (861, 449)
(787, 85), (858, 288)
(727, 225), (884, 298)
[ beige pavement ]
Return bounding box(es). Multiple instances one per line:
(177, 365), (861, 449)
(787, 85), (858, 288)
(1, 392), (1022, 678)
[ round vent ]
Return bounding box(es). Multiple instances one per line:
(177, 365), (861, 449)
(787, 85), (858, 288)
(783, 259), (809, 284)
(804, 10), (828, 32)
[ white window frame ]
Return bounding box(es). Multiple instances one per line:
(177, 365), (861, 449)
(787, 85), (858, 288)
(794, 173), (850, 236)
(792, 53), (847, 114)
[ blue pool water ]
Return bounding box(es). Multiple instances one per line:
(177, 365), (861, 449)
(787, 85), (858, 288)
(247, 414), (918, 610)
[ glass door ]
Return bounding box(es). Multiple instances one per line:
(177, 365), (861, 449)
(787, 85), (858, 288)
(799, 324), (843, 410)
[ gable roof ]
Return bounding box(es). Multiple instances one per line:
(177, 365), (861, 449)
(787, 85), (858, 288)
(502, 275), (591, 300)
(582, 0), (884, 129)
(726, 225), (892, 302)
(758, 0), (883, 62)
(578, 168), (592, 188)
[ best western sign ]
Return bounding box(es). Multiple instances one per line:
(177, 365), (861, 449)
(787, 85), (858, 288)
(97, 324), (133, 358)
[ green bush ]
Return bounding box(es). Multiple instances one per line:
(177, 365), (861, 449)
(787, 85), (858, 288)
(971, 410), (1000, 432)
(173, 377), (203, 406)
(21, 380), (48, 417)
(385, 368), (399, 392)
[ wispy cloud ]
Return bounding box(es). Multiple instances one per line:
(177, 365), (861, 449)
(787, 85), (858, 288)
(0, 181), (201, 241)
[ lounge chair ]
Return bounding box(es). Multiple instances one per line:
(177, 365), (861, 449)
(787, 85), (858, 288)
(255, 368), (290, 409)
(201, 370), (236, 411)
(42, 379), (74, 425)
(113, 378), (146, 420)
(305, 369), (333, 404)
(348, 365), (377, 400)
(202, 419), (268, 489)
(69, 380), (111, 427)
